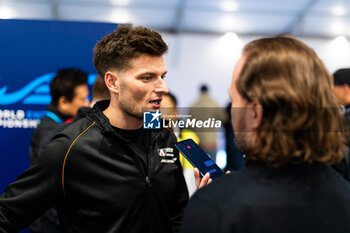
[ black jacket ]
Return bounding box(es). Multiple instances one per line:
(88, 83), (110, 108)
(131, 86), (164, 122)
(0, 101), (189, 233)
(29, 104), (72, 233)
(182, 161), (350, 233)
(30, 104), (72, 163)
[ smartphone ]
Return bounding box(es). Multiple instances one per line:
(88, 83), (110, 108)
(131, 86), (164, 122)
(175, 139), (224, 180)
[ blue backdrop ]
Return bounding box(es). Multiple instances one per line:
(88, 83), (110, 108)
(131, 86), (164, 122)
(0, 19), (117, 195)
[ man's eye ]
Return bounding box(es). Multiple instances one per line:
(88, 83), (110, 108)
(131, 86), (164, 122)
(143, 77), (152, 81)
(161, 75), (167, 79)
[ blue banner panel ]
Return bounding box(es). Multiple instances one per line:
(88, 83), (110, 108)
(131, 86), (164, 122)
(0, 19), (117, 195)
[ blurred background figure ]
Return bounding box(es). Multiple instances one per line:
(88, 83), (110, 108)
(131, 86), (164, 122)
(188, 84), (226, 163)
(30, 68), (89, 163)
(61, 75), (110, 124)
(29, 67), (89, 233)
(89, 75), (110, 108)
(334, 68), (350, 111)
(332, 68), (350, 181)
(161, 92), (199, 196)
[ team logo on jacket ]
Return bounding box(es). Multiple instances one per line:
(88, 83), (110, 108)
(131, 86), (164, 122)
(157, 148), (177, 163)
(143, 110), (161, 129)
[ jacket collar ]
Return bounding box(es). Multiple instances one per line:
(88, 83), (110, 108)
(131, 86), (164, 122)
(87, 100), (114, 133)
(87, 100), (164, 142)
(46, 104), (73, 122)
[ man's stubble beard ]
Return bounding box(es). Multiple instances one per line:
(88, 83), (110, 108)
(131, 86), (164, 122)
(233, 111), (250, 151)
(119, 100), (143, 120)
(234, 134), (249, 151)
(118, 83), (143, 120)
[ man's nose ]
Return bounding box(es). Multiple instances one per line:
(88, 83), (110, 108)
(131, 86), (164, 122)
(155, 77), (168, 94)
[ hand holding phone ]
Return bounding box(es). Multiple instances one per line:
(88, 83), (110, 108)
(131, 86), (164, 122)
(194, 167), (212, 189)
(175, 139), (225, 181)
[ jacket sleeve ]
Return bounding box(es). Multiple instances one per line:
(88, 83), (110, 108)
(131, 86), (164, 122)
(29, 118), (60, 164)
(170, 143), (189, 233)
(0, 138), (65, 232)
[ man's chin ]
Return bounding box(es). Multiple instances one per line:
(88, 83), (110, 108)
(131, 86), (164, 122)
(124, 110), (143, 121)
(234, 134), (248, 151)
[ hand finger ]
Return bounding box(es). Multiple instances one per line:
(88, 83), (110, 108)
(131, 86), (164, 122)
(225, 171), (231, 175)
(194, 168), (201, 187)
(199, 173), (210, 189)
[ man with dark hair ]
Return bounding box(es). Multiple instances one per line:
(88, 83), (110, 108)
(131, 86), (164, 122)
(27, 68), (89, 233)
(30, 68), (89, 163)
(334, 68), (350, 110)
(332, 68), (350, 180)
(0, 25), (188, 233)
(183, 36), (350, 233)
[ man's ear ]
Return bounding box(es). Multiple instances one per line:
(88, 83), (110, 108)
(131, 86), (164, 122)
(58, 96), (69, 106)
(58, 96), (71, 113)
(247, 101), (263, 130)
(105, 71), (119, 94)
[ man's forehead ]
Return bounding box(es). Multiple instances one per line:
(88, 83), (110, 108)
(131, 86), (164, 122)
(130, 54), (164, 64)
(233, 56), (245, 79)
(228, 57), (246, 100)
(109, 56), (166, 77)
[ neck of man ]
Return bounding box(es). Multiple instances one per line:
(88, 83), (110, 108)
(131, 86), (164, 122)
(57, 105), (74, 118)
(103, 100), (143, 130)
(344, 96), (350, 107)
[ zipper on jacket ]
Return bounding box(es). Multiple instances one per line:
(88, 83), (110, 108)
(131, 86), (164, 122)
(145, 176), (152, 187)
(144, 132), (160, 188)
(120, 130), (160, 188)
(122, 141), (154, 188)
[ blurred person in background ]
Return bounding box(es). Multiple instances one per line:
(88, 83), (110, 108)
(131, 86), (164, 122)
(89, 75), (110, 108)
(333, 68), (350, 111)
(332, 68), (350, 181)
(182, 36), (350, 233)
(59, 75), (110, 126)
(70, 75), (111, 122)
(30, 68), (89, 164)
(188, 84), (226, 163)
(161, 92), (199, 196)
(29, 67), (89, 233)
